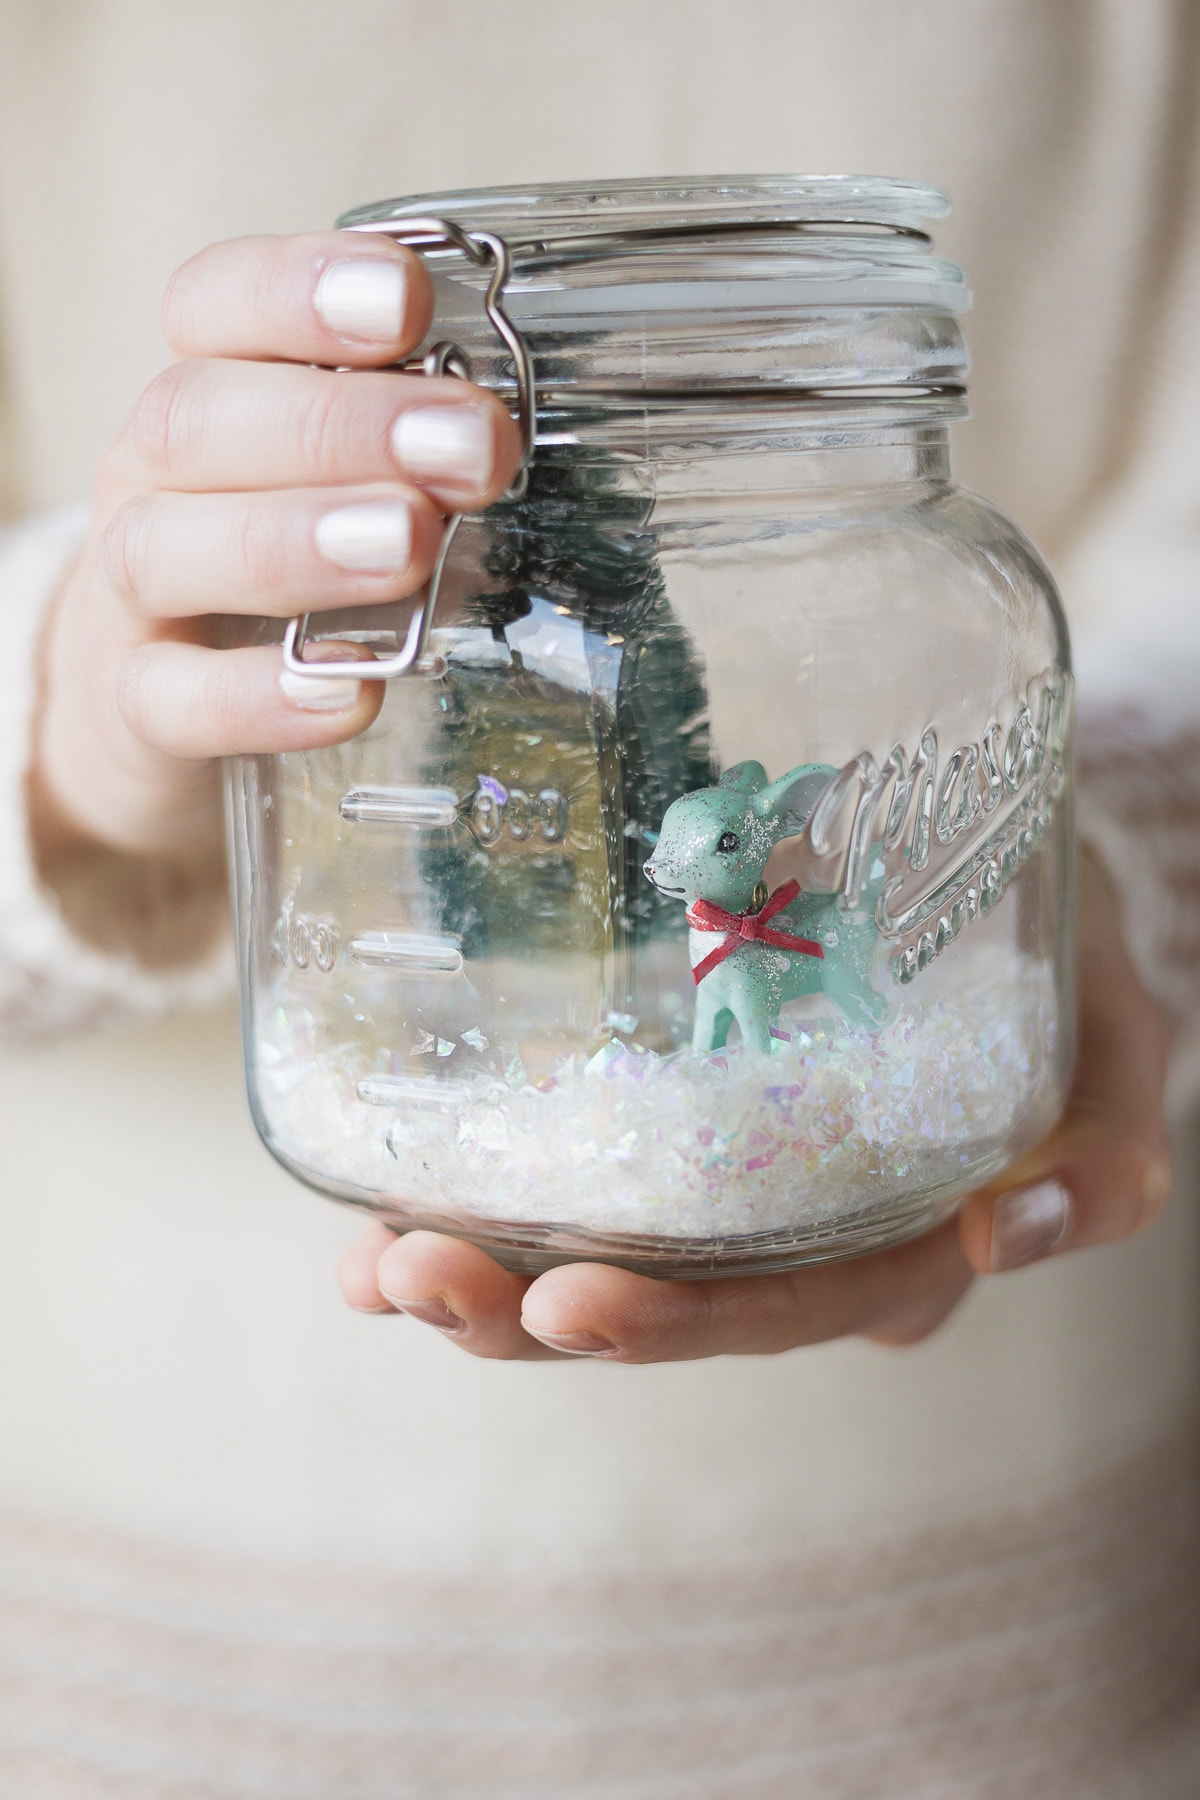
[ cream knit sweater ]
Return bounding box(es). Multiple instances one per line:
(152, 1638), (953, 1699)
(1, 5), (1199, 1795)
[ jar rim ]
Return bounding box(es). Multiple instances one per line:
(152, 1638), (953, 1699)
(340, 173), (952, 240)
(340, 174), (968, 324)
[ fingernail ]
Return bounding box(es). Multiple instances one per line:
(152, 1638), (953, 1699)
(989, 1179), (1072, 1271)
(392, 404), (495, 491)
(524, 1329), (616, 1357)
(279, 668), (363, 713)
(315, 259), (407, 344)
(315, 500), (413, 572)
(387, 1297), (465, 1334)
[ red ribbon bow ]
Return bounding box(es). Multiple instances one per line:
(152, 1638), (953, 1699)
(685, 878), (825, 986)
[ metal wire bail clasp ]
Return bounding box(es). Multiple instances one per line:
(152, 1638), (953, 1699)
(282, 216), (536, 682)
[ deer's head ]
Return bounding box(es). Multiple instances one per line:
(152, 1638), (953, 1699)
(644, 760), (833, 912)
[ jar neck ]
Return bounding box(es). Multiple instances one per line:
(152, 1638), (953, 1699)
(513, 419), (954, 518)
(653, 425), (952, 505)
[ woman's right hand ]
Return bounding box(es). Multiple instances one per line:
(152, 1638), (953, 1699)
(32, 232), (523, 864)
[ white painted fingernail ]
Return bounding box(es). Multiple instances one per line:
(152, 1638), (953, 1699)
(392, 404), (494, 490)
(315, 501), (413, 572)
(989, 1179), (1072, 1271)
(279, 668), (363, 713)
(315, 260), (407, 344)
(523, 1329), (616, 1357)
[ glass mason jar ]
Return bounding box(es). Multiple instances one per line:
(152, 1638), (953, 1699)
(228, 176), (1074, 1275)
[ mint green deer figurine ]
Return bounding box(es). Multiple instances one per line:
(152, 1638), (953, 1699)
(644, 761), (887, 1054)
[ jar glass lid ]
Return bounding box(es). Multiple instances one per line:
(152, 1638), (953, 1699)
(338, 176), (969, 411)
(340, 175), (968, 317)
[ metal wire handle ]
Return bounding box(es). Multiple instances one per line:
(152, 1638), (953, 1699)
(282, 217), (536, 682)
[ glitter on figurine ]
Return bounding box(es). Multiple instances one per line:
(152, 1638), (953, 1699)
(644, 759), (888, 1052)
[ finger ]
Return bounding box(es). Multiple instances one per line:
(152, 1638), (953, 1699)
(519, 1221), (973, 1363)
(123, 359), (522, 511)
(163, 232), (435, 369)
(959, 860), (1171, 1274)
(103, 484), (445, 620)
(338, 1220), (401, 1314)
(374, 1230), (563, 1360)
(117, 640), (384, 759)
(957, 1073), (1171, 1273)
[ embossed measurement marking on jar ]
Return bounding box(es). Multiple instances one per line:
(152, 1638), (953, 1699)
(349, 931), (464, 973)
(337, 780), (570, 846)
(272, 913), (340, 972)
(357, 1075), (470, 1109)
(469, 779), (568, 846)
(339, 786), (458, 827)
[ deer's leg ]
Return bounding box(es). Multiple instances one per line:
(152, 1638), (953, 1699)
(694, 986), (723, 1051)
(823, 961), (887, 1029)
(692, 987), (728, 1054)
(731, 989), (774, 1056)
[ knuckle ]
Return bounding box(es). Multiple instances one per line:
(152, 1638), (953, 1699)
(117, 644), (240, 756)
(252, 236), (329, 343)
(1080, 1132), (1173, 1237)
(195, 652), (243, 744)
(295, 376), (360, 475)
(230, 495), (292, 595)
(161, 254), (201, 352)
(94, 435), (134, 507)
(249, 239), (292, 324)
(101, 497), (156, 609)
(129, 361), (198, 484)
(114, 646), (153, 739)
(869, 1287), (964, 1349)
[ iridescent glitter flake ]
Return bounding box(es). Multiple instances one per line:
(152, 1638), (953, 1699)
(255, 950), (1058, 1245)
(606, 1012), (639, 1035)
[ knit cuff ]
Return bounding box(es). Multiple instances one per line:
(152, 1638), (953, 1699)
(0, 507), (233, 1039)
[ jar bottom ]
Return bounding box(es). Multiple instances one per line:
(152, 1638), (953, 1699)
(291, 1168), (987, 1277)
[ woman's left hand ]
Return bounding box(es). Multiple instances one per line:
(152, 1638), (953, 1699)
(338, 846), (1172, 1362)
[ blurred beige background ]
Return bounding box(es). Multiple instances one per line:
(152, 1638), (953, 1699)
(0, 0), (1195, 1580)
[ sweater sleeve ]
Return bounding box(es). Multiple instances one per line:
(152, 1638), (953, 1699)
(1072, 580), (1200, 1113)
(1063, 137), (1200, 1108)
(0, 507), (233, 1040)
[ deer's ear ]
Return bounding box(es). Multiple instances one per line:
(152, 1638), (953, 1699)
(751, 763), (837, 836)
(718, 760), (767, 795)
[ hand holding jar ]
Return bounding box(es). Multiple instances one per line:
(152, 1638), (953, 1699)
(31, 230), (523, 861)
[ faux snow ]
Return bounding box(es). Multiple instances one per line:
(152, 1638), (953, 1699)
(253, 953), (1059, 1246)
